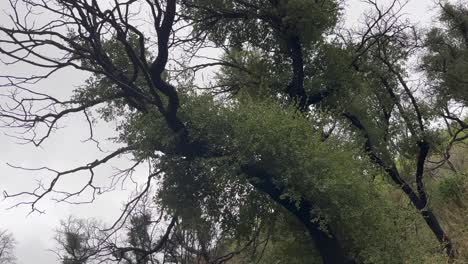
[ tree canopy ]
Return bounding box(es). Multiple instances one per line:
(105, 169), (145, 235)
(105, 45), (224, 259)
(0, 0), (467, 263)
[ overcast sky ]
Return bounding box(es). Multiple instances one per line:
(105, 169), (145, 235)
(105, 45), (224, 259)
(0, 0), (438, 263)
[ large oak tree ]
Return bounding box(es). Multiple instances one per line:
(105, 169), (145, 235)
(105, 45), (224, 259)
(0, 0), (467, 263)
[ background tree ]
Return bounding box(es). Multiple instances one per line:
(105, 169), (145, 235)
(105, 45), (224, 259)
(0, 230), (16, 264)
(55, 217), (102, 264)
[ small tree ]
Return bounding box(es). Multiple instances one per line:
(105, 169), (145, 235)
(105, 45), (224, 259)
(0, 230), (16, 264)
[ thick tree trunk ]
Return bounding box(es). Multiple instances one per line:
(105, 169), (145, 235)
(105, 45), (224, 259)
(385, 166), (455, 261)
(241, 164), (355, 264)
(421, 210), (455, 260)
(286, 34), (307, 111)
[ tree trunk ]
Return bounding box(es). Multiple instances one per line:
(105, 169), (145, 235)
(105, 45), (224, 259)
(385, 166), (455, 261)
(421, 210), (455, 260)
(241, 164), (355, 264)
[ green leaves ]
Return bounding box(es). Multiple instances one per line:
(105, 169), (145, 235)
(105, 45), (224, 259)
(54, 1), (468, 261)
(279, 0), (339, 43)
(182, 0), (339, 50)
(422, 3), (468, 105)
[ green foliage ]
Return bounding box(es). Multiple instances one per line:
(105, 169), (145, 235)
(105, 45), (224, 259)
(248, 215), (321, 264)
(429, 171), (468, 260)
(277, 0), (340, 43)
(215, 48), (290, 99)
(422, 3), (468, 105)
(117, 93), (445, 262)
(437, 174), (466, 204)
(182, 0), (340, 50)
(51, 1), (468, 263)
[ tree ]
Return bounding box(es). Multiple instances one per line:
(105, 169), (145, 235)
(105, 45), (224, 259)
(55, 217), (102, 264)
(179, 0), (467, 260)
(422, 1), (468, 106)
(0, 0), (467, 263)
(0, 230), (16, 264)
(55, 205), (260, 264)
